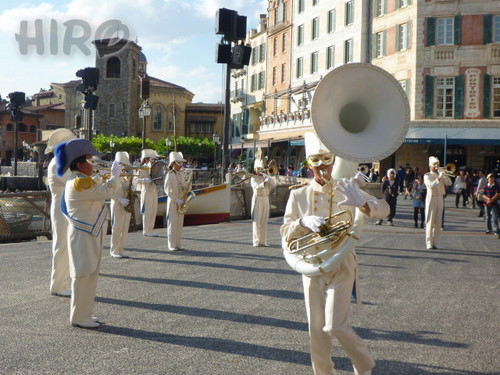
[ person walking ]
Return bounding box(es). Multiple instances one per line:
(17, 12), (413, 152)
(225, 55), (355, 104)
(110, 151), (133, 259)
(375, 168), (398, 226)
(46, 128), (76, 297)
(412, 174), (426, 228)
(55, 139), (122, 328)
(135, 149), (159, 237)
(164, 151), (189, 251)
(250, 155), (276, 247)
(424, 156), (452, 249)
(482, 173), (500, 238)
(476, 169), (487, 217)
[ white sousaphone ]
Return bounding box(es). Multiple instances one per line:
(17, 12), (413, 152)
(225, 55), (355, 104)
(283, 63), (410, 276)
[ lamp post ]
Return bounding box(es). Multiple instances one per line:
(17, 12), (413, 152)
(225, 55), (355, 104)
(109, 140), (115, 160)
(139, 101), (152, 148)
(165, 137), (171, 155)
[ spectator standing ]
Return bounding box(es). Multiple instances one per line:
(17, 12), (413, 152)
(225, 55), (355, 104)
(286, 164), (294, 176)
(396, 166), (406, 193)
(403, 167), (416, 199)
(412, 174), (426, 228)
(375, 168), (398, 226)
(453, 169), (468, 208)
(482, 173), (500, 238)
(476, 170), (487, 217)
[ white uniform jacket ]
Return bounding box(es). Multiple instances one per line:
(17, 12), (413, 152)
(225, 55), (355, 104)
(164, 169), (186, 249)
(281, 178), (389, 249)
(63, 172), (119, 277)
(424, 171), (452, 199)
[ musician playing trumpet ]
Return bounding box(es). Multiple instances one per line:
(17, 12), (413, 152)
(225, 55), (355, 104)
(164, 151), (187, 251)
(109, 151), (133, 259)
(281, 132), (389, 375)
(251, 155), (276, 247)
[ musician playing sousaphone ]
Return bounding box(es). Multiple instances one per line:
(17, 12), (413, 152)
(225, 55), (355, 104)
(109, 151), (133, 258)
(135, 149), (159, 237)
(164, 151), (188, 251)
(250, 151), (276, 247)
(281, 132), (389, 375)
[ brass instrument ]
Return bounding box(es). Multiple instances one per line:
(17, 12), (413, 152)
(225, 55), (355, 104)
(123, 174), (138, 213)
(283, 63), (411, 276)
(235, 168), (277, 185)
(438, 163), (456, 177)
(178, 171), (195, 214)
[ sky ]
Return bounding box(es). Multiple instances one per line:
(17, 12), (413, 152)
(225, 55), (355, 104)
(0, 0), (267, 104)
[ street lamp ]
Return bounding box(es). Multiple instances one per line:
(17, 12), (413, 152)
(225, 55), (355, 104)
(140, 101), (152, 148)
(109, 140), (115, 159)
(165, 137), (171, 154)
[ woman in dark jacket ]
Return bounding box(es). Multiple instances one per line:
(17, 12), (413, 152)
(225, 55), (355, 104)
(376, 168), (399, 226)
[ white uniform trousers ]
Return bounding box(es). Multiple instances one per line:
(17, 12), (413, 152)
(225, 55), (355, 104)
(251, 195), (270, 246)
(302, 253), (374, 375)
(70, 265), (100, 324)
(167, 199), (184, 249)
(141, 189), (158, 235)
(110, 200), (131, 256)
(425, 195), (444, 248)
(49, 206), (70, 294)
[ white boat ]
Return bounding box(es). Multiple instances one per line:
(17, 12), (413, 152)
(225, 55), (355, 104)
(157, 183), (230, 226)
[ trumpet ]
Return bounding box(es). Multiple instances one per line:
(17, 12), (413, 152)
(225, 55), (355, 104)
(438, 163), (456, 177)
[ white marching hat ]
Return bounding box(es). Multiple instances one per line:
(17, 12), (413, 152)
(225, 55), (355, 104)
(141, 149), (158, 160)
(429, 156), (440, 166)
(169, 151), (186, 164)
(305, 132), (331, 157)
(45, 128), (76, 154)
(115, 151), (131, 166)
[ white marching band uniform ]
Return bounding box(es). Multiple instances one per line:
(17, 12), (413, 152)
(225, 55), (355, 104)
(164, 151), (187, 251)
(110, 151), (133, 258)
(135, 149), (158, 236)
(281, 132), (389, 375)
(424, 156), (452, 249)
(250, 161), (276, 247)
(46, 129), (76, 296)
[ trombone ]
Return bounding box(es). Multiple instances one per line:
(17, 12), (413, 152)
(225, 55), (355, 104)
(235, 167), (278, 185)
(438, 163), (456, 177)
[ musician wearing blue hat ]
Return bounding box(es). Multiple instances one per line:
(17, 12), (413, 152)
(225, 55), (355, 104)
(55, 138), (123, 328)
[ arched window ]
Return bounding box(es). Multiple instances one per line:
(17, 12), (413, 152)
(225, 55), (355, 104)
(30, 125), (37, 133)
(153, 107), (163, 131)
(106, 57), (121, 78)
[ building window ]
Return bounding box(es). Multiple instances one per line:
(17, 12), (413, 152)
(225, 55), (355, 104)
(398, 0), (408, 8)
(273, 66), (277, 86)
(106, 57), (120, 78)
(313, 0), (319, 5)
(398, 23), (408, 51)
(375, 0), (384, 17)
(376, 32), (384, 57)
(492, 77), (500, 117)
(326, 46), (335, 69)
(282, 33), (287, 53)
(298, 0), (304, 13)
(435, 77), (455, 118)
(344, 39), (353, 63)
(328, 9), (336, 33)
(259, 44), (266, 62)
(191, 122), (214, 134)
(259, 71), (265, 90)
(252, 47), (258, 65)
(281, 63), (286, 83)
(251, 75), (257, 92)
(109, 103), (115, 118)
(296, 57), (303, 78)
(297, 24), (304, 46)
(437, 18), (454, 45)
(494, 15), (500, 43)
(311, 52), (318, 74)
(275, 0), (285, 25)
(153, 107), (163, 131)
(312, 17), (319, 40)
(345, 1), (354, 26)
(273, 37), (278, 56)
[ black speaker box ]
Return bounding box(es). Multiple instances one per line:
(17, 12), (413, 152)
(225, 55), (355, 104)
(235, 15), (247, 40)
(216, 43), (232, 64)
(231, 45), (252, 67)
(215, 8), (236, 35)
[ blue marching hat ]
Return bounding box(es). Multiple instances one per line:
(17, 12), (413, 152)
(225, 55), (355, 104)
(54, 138), (102, 177)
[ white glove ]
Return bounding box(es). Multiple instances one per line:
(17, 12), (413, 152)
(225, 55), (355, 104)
(110, 160), (124, 177)
(264, 177), (270, 183)
(438, 171), (445, 179)
(336, 178), (367, 208)
(176, 199), (184, 206)
(119, 198), (129, 207)
(353, 171), (368, 187)
(300, 215), (326, 233)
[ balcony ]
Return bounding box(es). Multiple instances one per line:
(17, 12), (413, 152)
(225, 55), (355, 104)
(258, 108), (312, 133)
(230, 89), (245, 103)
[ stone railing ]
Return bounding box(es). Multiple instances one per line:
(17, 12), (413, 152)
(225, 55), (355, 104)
(258, 108), (311, 131)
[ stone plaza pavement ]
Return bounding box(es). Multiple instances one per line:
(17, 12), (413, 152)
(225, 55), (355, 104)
(0, 197), (499, 375)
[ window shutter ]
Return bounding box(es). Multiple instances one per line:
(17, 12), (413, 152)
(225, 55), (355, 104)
(426, 18), (436, 47)
(383, 0), (387, 15)
(483, 74), (491, 119)
(407, 21), (411, 49)
(484, 14), (493, 44)
(371, 33), (377, 59)
(242, 109), (249, 134)
(405, 78), (411, 98)
(395, 25), (400, 52)
(383, 30), (387, 56)
(407, 0), (412, 5)
(454, 15), (462, 45)
(454, 75), (464, 119)
(425, 75), (434, 118)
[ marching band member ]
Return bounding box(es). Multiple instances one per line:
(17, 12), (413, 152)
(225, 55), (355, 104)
(135, 149), (159, 237)
(250, 156), (276, 247)
(164, 151), (187, 251)
(424, 156), (452, 250)
(280, 132), (389, 375)
(46, 128), (76, 297)
(55, 138), (122, 329)
(110, 151), (133, 259)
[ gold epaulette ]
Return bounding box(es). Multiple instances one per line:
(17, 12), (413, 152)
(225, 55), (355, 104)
(289, 181), (310, 190)
(74, 176), (97, 192)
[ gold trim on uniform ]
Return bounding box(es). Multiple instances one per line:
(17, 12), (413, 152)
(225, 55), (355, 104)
(74, 176), (97, 192)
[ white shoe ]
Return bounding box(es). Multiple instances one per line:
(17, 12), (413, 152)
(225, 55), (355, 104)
(51, 289), (71, 297)
(91, 316), (99, 322)
(144, 233), (159, 237)
(168, 247), (180, 251)
(111, 254), (123, 258)
(71, 321), (100, 329)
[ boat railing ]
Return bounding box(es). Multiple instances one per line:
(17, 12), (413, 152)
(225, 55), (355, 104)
(0, 191), (51, 242)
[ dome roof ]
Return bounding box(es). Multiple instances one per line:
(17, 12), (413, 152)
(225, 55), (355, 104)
(139, 51), (147, 63)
